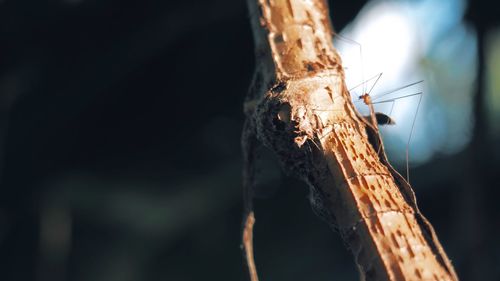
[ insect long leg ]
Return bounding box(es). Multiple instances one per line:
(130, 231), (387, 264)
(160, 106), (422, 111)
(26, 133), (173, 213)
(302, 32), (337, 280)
(372, 91), (424, 183)
(388, 100), (396, 118)
(366, 72), (383, 96)
(370, 81), (424, 102)
(406, 93), (423, 183)
(353, 80), (424, 106)
(372, 92), (423, 103)
(334, 33), (366, 94)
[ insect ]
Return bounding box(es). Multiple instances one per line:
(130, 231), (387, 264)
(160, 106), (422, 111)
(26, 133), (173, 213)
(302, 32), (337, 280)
(353, 75), (424, 183)
(311, 69), (424, 183)
(331, 33), (425, 182)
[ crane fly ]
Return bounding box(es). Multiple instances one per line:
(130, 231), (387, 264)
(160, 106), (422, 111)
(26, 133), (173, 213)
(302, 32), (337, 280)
(311, 72), (424, 183)
(332, 34), (425, 182)
(355, 75), (423, 183)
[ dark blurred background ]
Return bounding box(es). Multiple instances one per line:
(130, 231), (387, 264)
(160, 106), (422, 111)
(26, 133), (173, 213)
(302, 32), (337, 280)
(0, 0), (498, 280)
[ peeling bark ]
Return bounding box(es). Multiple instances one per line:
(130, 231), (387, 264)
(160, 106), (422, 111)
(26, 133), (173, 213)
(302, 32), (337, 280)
(242, 0), (458, 280)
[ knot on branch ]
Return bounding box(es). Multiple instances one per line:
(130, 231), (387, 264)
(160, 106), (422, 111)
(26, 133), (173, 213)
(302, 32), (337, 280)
(253, 96), (313, 178)
(251, 78), (336, 180)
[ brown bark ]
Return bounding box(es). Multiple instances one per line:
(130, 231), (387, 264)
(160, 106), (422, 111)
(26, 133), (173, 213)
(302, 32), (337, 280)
(242, 0), (458, 280)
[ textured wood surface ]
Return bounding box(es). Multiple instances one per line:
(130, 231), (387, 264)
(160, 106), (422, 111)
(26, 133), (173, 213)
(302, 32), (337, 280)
(242, 0), (458, 280)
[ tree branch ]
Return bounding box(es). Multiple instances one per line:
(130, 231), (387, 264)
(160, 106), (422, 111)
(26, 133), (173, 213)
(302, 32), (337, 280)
(242, 0), (458, 280)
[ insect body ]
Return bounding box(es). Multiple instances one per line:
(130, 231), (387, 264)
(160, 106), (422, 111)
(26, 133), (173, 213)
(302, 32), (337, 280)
(364, 112), (396, 126)
(359, 93), (396, 130)
(313, 70), (423, 182)
(353, 78), (424, 182)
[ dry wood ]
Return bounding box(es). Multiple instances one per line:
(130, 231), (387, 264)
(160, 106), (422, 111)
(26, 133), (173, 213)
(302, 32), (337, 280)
(241, 0), (459, 280)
